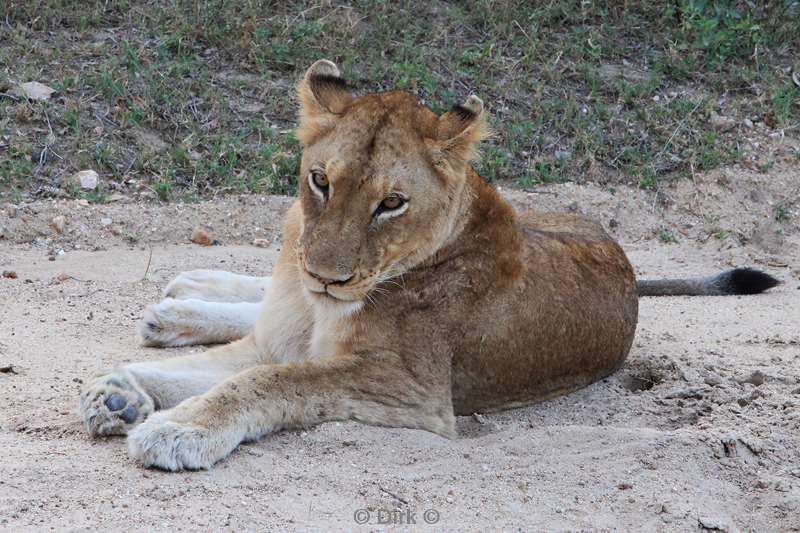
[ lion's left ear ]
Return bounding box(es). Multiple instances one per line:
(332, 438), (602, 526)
(296, 60), (354, 145)
(427, 95), (490, 174)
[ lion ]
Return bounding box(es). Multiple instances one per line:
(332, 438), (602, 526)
(79, 60), (779, 471)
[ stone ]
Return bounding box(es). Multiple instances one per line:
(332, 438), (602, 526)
(190, 226), (214, 246)
(72, 170), (99, 191)
(50, 215), (66, 234)
(710, 113), (736, 132)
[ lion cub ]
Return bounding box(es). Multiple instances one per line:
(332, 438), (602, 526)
(79, 60), (778, 470)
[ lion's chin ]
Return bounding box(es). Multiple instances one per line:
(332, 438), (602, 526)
(304, 287), (365, 316)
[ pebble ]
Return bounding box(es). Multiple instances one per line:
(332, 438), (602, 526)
(737, 370), (766, 386)
(100, 217), (113, 226)
(72, 170), (99, 190)
(2, 270), (17, 279)
(710, 113), (736, 132)
(50, 215), (66, 234)
(190, 226), (215, 246)
(252, 238), (271, 248)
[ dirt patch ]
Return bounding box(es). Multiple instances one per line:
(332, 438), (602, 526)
(0, 169), (799, 531)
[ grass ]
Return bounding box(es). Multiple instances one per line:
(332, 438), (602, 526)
(0, 1), (798, 202)
(659, 229), (680, 244)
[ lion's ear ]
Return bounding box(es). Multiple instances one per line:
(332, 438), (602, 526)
(429, 95), (490, 173)
(296, 60), (353, 145)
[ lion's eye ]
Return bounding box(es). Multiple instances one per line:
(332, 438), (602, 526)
(308, 171), (329, 198)
(373, 194), (407, 218)
(382, 196), (403, 210)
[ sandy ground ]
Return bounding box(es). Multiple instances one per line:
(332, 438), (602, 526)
(1, 166), (799, 532)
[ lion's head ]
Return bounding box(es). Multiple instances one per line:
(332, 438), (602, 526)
(297, 60), (487, 302)
(293, 60), (489, 307)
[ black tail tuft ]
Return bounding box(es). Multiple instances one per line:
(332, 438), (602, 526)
(713, 268), (780, 295)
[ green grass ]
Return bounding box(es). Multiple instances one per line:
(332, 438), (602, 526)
(659, 229), (680, 244)
(1, 0), (798, 201)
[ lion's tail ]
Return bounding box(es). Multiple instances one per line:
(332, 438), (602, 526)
(637, 267), (780, 297)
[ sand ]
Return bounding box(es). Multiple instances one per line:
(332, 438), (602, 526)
(1, 164), (798, 531)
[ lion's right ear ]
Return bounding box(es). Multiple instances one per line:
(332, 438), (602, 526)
(296, 60), (353, 145)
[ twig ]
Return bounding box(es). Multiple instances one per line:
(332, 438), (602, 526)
(379, 486), (408, 505)
(141, 245), (153, 281)
(523, 188), (558, 195)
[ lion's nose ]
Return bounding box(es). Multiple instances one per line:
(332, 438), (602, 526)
(306, 269), (354, 286)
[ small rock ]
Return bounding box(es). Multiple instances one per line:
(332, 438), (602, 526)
(738, 370), (766, 386)
(77, 199), (90, 207)
(2, 270), (17, 279)
(190, 226), (214, 246)
(710, 113), (736, 132)
(72, 170), (99, 190)
(100, 217), (113, 226)
(566, 202), (579, 212)
(252, 238), (270, 248)
(50, 215), (66, 234)
(743, 118), (754, 129)
(698, 514), (731, 532)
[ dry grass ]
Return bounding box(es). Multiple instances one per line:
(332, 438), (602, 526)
(1, 1), (798, 203)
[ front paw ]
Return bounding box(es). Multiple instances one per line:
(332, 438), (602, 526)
(79, 369), (154, 437)
(127, 410), (238, 471)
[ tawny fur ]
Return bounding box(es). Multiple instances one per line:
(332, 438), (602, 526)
(79, 60), (646, 471)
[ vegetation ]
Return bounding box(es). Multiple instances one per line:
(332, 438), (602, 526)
(1, 1), (798, 201)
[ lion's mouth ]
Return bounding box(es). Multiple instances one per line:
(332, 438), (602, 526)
(302, 275), (364, 304)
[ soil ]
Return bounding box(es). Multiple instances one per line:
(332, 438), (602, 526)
(1, 159), (799, 532)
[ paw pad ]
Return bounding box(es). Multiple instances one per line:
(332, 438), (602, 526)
(79, 371), (154, 437)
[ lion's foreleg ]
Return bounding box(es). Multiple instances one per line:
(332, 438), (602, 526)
(79, 336), (263, 437)
(127, 353), (456, 470)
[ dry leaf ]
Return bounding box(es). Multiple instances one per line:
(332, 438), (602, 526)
(18, 81), (57, 102)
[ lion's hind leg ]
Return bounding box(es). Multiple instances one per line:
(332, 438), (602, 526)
(139, 298), (261, 347)
(164, 270), (270, 303)
(138, 271), (271, 347)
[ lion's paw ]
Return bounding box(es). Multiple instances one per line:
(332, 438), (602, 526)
(127, 411), (235, 471)
(138, 298), (201, 347)
(79, 370), (154, 437)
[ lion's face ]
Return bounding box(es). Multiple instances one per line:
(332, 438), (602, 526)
(293, 60), (487, 306)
